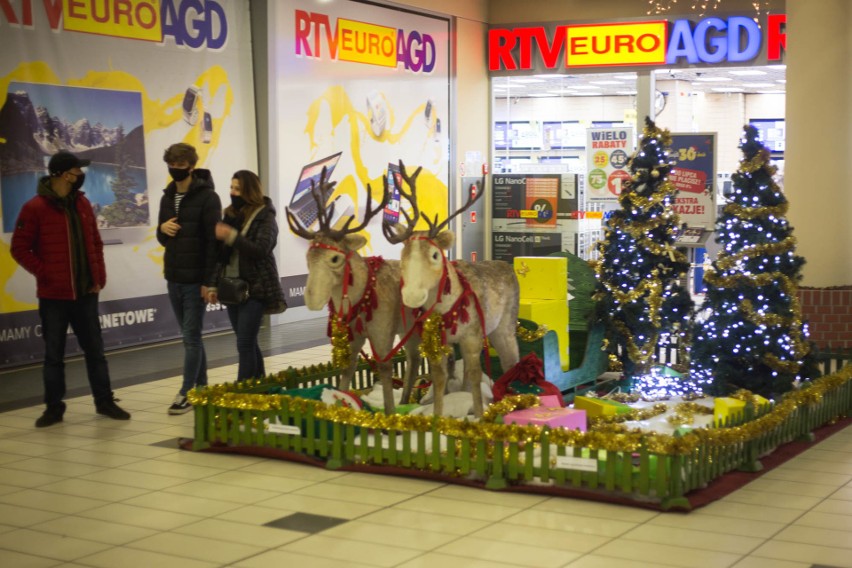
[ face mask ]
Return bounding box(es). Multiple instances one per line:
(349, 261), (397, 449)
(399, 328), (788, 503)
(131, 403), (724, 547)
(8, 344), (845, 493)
(169, 167), (191, 182)
(230, 195), (246, 209)
(70, 173), (85, 191)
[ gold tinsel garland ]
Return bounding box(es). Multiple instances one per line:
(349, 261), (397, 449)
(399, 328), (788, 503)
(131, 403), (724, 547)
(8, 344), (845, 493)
(419, 312), (453, 362)
(329, 317), (351, 370)
(666, 402), (714, 426)
(516, 322), (548, 342)
(723, 201), (788, 220)
(188, 363), (852, 456)
(713, 236), (797, 272)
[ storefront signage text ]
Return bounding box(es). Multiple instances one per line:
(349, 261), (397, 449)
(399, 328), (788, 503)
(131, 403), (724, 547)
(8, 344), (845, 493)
(295, 10), (436, 72)
(489, 14), (786, 71)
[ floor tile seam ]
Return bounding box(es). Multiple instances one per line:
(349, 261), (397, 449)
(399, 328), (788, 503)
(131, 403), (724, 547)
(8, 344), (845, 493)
(18, 514), (171, 550)
(616, 530), (773, 557)
(569, 546), (745, 568)
(0, 541), (116, 565)
(647, 515), (789, 536)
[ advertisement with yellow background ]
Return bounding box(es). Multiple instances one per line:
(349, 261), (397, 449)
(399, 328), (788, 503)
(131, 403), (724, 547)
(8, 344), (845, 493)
(0, 0), (257, 367)
(272, 0), (451, 316)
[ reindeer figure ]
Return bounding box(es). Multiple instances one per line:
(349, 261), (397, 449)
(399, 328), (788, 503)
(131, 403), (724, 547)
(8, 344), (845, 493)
(384, 164), (520, 417)
(286, 168), (420, 414)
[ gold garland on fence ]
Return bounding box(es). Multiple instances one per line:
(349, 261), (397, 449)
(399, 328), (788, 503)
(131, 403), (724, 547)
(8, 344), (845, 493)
(188, 363), (852, 456)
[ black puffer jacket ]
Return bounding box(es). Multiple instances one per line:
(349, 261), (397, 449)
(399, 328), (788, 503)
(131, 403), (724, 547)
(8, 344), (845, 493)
(216, 197), (287, 314)
(156, 169), (221, 285)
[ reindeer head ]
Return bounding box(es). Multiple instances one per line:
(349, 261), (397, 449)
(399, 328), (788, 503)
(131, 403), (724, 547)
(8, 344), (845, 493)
(286, 166), (387, 310)
(383, 162), (482, 309)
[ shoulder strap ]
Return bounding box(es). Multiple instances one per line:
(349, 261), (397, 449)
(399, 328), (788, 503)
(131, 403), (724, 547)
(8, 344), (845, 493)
(240, 205), (265, 236)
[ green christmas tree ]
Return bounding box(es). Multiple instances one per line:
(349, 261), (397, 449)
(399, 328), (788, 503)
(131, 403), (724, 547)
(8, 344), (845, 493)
(101, 125), (148, 227)
(690, 125), (810, 399)
(593, 117), (693, 399)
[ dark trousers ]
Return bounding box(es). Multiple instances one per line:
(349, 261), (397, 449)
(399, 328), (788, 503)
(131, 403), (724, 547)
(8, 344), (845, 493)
(226, 297), (266, 381)
(167, 281), (208, 395)
(39, 294), (113, 411)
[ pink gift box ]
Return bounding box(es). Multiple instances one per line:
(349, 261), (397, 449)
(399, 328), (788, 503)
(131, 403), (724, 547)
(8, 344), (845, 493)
(539, 395), (564, 407)
(505, 407), (587, 431)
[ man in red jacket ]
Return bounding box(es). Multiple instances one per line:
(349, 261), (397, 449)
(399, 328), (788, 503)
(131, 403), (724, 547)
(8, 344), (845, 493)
(11, 151), (131, 428)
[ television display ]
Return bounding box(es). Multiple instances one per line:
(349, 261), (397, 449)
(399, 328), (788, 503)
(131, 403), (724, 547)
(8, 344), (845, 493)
(509, 121), (542, 149)
(748, 118), (785, 154)
(0, 82), (149, 234)
(543, 121), (584, 149)
(493, 121), (509, 150)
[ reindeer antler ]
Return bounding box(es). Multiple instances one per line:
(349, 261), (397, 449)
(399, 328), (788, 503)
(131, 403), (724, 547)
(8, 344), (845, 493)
(324, 179), (388, 241)
(286, 164), (389, 242)
(286, 166), (337, 240)
(383, 160), (422, 244)
(421, 176), (483, 238)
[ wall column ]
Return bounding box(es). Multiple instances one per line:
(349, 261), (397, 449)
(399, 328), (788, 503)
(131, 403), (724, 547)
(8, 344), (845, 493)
(785, 0), (852, 286)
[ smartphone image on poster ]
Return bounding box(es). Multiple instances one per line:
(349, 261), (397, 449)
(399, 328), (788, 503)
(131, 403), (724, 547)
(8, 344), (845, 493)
(383, 162), (401, 224)
(182, 86), (200, 126)
(201, 112), (212, 144)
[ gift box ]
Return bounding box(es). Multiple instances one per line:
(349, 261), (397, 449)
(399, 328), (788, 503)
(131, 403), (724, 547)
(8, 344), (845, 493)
(539, 394), (564, 407)
(513, 256), (568, 300)
(519, 298), (569, 370)
(505, 406), (586, 431)
(573, 396), (632, 417)
(714, 395), (770, 423)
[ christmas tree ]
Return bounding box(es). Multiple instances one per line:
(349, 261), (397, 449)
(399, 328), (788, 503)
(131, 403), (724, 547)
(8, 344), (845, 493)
(690, 125), (810, 399)
(593, 118), (693, 399)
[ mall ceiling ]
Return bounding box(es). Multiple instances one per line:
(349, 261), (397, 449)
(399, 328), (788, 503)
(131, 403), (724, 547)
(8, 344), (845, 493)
(492, 65), (786, 98)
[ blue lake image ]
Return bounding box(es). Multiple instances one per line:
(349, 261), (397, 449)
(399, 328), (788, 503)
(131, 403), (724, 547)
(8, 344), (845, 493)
(2, 164), (148, 232)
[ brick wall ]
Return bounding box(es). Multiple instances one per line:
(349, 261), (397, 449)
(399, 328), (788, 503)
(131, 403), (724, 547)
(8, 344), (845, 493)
(799, 287), (852, 350)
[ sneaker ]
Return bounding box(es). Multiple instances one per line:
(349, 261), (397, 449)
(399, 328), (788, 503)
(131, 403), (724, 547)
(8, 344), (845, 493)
(35, 409), (63, 428)
(96, 398), (131, 420)
(168, 393), (192, 415)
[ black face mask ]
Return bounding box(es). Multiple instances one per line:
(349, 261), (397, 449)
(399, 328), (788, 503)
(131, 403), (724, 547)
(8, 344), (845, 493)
(70, 173), (85, 192)
(169, 167), (192, 182)
(230, 195), (246, 209)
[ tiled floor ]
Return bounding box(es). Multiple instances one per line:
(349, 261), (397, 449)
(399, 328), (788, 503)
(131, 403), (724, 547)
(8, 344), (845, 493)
(1, 342), (851, 567)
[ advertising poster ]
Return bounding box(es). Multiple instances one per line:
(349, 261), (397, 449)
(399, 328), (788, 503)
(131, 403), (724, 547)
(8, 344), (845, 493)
(0, 1), (257, 367)
(670, 133), (717, 229)
(491, 174), (561, 261)
(272, 1), (451, 313)
(585, 127), (634, 203)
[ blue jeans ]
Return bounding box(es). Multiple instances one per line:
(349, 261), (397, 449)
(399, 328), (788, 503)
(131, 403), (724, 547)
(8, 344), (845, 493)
(226, 297), (266, 381)
(39, 294), (114, 411)
(167, 281), (208, 395)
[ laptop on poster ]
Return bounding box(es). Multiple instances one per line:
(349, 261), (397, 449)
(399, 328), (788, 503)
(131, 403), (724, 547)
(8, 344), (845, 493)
(289, 152), (343, 228)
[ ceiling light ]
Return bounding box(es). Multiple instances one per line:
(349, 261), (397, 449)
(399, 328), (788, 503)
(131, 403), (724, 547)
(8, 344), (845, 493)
(571, 85), (602, 90)
(616, 90), (638, 95)
(742, 83), (774, 88)
(589, 80), (624, 85)
(767, 65), (787, 70)
(613, 74), (637, 80)
(655, 68), (683, 74)
(511, 78), (546, 84)
(728, 69), (767, 76)
(757, 90), (786, 94)
(711, 87), (745, 92)
(533, 74), (560, 79)
(695, 76), (732, 82)
(776, 79), (786, 83)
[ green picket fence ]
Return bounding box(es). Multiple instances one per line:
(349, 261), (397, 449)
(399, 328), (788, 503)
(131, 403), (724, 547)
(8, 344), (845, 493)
(191, 356), (852, 510)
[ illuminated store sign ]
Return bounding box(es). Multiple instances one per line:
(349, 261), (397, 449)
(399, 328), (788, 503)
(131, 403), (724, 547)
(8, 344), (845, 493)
(489, 14), (786, 72)
(294, 10), (436, 72)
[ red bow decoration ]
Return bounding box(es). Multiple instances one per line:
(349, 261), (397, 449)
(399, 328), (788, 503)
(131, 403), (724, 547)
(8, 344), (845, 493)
(492, 352), (564, 406)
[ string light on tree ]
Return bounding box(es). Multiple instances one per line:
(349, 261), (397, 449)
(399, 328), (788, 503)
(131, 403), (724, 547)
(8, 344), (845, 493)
(690, 125), (813, 399)
(593, 117), (693, 399)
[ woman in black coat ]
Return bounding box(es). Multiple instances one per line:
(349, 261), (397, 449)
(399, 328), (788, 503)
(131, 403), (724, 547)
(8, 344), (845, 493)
(210, 170), (286, 381)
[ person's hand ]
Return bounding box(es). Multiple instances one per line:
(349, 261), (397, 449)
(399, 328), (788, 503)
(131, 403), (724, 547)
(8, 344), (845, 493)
(207, 290), (218, 305)
(160, 217), (180, 237)
(89, 285), (102, 294)
(215, 222), (236, 242)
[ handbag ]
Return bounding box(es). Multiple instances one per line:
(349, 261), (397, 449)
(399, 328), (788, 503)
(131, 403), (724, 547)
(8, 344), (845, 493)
(216, 206), (265, 306)
(218, 276), (249, 305)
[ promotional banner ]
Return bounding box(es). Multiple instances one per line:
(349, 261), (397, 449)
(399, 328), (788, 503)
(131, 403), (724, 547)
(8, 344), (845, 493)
(272, 1), (451, 313)
(491, 174), (561, 262)
(669, 133), (717, 229)
(0, 1), (257, 367)
(585, 127), (634, 203)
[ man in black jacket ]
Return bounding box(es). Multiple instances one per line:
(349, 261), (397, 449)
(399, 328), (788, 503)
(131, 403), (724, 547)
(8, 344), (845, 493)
(156, 143), (221, 414)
